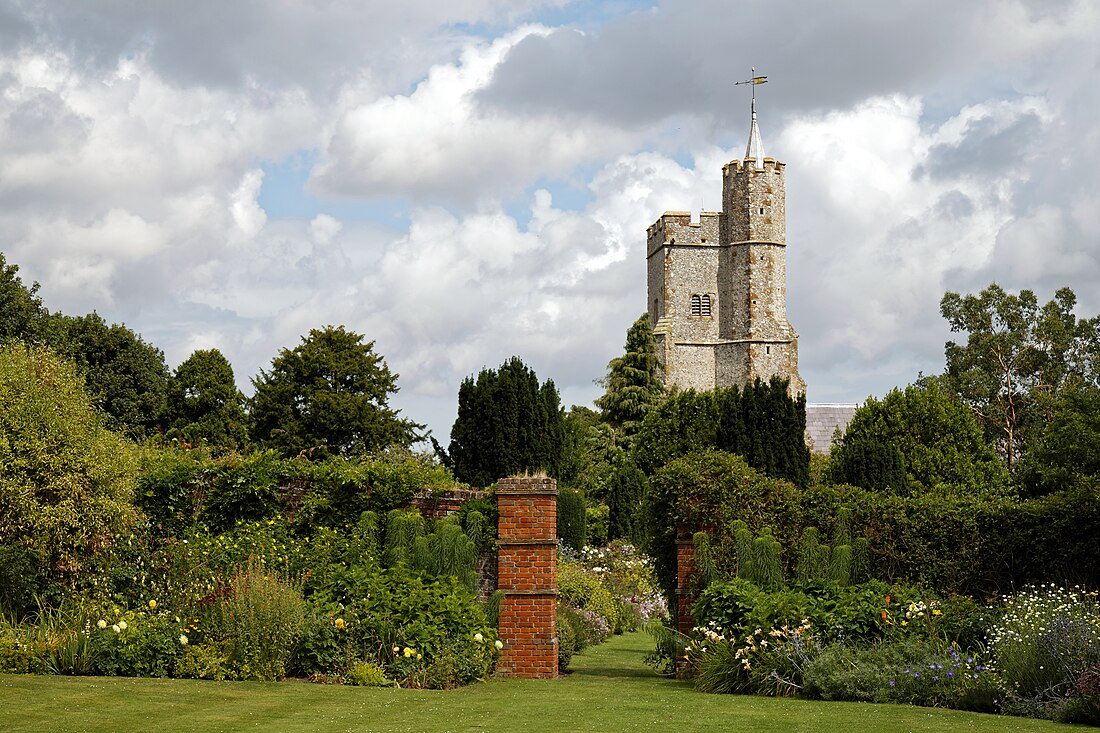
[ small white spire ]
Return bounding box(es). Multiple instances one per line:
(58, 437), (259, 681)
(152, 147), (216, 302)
(746, 97), (765, 169)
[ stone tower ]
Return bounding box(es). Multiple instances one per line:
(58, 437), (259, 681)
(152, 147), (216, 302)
(647, 96), (805, 394)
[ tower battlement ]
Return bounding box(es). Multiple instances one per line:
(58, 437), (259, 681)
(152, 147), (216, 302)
(646, 211), (721, 257)
(723, 157), (785, 177)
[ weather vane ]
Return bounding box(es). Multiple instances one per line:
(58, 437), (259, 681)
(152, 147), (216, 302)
(735, 67), (768, 108)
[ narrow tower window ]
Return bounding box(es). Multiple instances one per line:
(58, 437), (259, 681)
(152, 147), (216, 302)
(700, 294), (712, 316)
(690, 294), (701, 315)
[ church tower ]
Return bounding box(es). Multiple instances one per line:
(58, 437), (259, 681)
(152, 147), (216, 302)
(647, 76), (805, 394)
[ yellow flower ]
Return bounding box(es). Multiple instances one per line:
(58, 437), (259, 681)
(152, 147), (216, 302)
(403, 647), (414, 658)
(932, 609), (943, 616)
(334, 618), (346, 629)
(148, 600), (157, 609)
(417, 653), (422, 660)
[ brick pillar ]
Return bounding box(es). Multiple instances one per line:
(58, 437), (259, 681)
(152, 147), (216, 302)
(675, 527), (698, 637)
(496, 476), (558, 678)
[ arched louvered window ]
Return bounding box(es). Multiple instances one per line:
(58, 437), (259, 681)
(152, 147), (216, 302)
(700, 294), (712, 316)
(690, 294), (701, 315)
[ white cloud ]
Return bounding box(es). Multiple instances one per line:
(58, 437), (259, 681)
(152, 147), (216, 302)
(312, 26), (640, 203)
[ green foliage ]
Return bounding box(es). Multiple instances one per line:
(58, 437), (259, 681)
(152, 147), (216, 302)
(940, 284), (1100, 471)
(91, 609), (185, 678)
(632, 378), (809, 486)
(586, 504), (610, 547)
(606, 458), (646, 541)
(195, 564), (308, 681)
(0, 251), (50, 344)
(827, 382), (1008, 496)
(0, 343), (139, 583)
(447, 356), (566, 487)
(642, 450), (801, 601)
(51, 312), (170, 438)
(250, 325), (420, 459)
(1018, 384), (1100, 495)
(557, 488), (587, 552)
(595, 313), (664, 437)
(164, 348), (248, 453)
(556, 605), (582, 672)
(557, 560), (621, 636)
(201, 450), (292, 532)
(0, 543), (44, 620)
(348, 659), (390, 686)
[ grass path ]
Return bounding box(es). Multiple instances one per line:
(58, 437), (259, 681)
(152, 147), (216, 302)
(0, 634), (1085, 733)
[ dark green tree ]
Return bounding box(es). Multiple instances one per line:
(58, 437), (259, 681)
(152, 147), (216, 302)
(165, 348), (248, 452)
(941, 284), (1100, 470)
(595, 313), (664, 438)
(249, 325), (420, 458)
(448, 356), (565, 487)
(631, 377), (810, 487)
(826, 381), (1008, 495)
(0, 252), (50, 344)
(51, 312), (171, 438)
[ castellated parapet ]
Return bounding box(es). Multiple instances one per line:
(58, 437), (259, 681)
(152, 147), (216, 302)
(647, 154), (805, 395)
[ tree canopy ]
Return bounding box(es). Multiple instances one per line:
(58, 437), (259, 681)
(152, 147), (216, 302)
(447, 356), (565, 487)
(165, 348), (248, 452)
(51, 312), (171, 438)
(249, 325), (419, 458)
(0, 252), (50, 344)
(0, 343), (139, 582)
(940, 284), (1099, 471)
(827, 381), (1009, 496)
(595, 313), (664, 439)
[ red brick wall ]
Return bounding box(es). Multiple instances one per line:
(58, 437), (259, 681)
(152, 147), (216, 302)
(402, 488), (489, 521)
(496, 476), (558, 679)
(675, 532), (698, 637)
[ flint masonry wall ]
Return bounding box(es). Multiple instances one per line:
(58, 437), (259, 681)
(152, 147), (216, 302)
(496, 476), (558, 678)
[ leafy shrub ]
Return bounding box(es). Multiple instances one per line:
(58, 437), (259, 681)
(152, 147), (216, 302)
(195, 564), (307, 680)
(802, 642), (902, 701)
(91, 610), (185, 678)
(201, 450), (292, 532)
(557, 560), (620, 635)
(0, 343), (139, 585)
(348, 660), (389, 686)
(881, 643), (1002, 712)
(556, 606), (580, 672)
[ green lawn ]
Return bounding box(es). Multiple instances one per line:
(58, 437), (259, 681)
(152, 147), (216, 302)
(0, 634), (1085, 733)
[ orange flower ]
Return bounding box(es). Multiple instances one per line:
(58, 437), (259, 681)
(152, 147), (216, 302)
(881, 611), (888, 619)
(885, 595), (891, 606)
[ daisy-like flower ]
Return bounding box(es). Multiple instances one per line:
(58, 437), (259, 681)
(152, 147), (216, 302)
(111, 624), (120, 633)
(495, 639), (504, 650)
(148, 600), (157, 610)
(97, 620), (107, 629)
(474, 633), (484, 642)
(118, 620), (128, 630)
(179, 635), (189, 645)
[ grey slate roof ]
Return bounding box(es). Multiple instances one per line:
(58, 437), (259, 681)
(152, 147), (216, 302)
(805, 403), (859, 453)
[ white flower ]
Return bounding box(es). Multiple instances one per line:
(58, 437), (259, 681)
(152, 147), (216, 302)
(494, 639), (504, 650)
(179, 635), (189, 645)
(118, 620), (128, 630)
(474, 633), (484, 642)
(111, 624), (120, 633)
(97, 619), (107, 629)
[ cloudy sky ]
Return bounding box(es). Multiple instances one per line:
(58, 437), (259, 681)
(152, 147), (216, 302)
(2, 0), (1098, 442)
